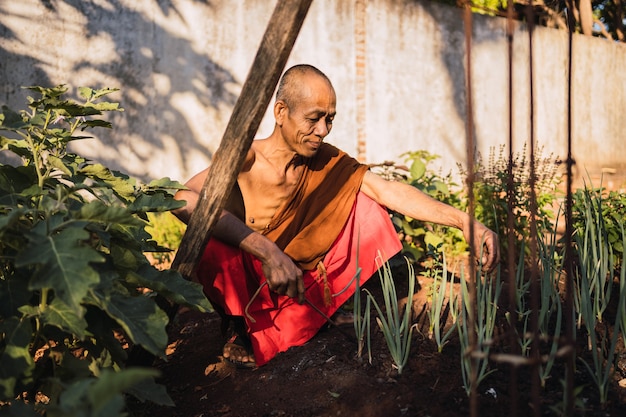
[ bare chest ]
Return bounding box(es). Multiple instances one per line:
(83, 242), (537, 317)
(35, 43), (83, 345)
(237, 162), (304, 231)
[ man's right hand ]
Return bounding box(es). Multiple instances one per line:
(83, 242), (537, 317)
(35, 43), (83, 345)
(258, 244), (305, 304)
(189, 210), (305, 304)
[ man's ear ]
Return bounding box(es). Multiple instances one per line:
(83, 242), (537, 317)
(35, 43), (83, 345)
(274, 100), (287, 126)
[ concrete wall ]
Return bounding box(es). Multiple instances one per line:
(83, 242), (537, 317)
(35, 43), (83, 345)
(1, 0), (624, 188)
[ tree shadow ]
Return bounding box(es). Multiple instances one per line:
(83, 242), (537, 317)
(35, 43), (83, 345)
(0, 0), (239, 180)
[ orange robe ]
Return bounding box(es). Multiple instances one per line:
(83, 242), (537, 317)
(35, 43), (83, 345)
(197, 144), (401, 365)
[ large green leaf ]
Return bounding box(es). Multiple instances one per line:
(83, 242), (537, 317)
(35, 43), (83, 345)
(40, 298), (89, 339)
(79, 200), (143, 226)
(78, 87), (120, 101)
(0, 166), (32, 195)
(88, 291), (168, 357)
(146, 177), (186, 191)
(0, 105), (26, 129)
(410, 158), (426, 181)
(126, 265), (213, 312)
(16, 227), (104, 315)
(128, 193), (186, 213)
(79, 164), (136, 199)
(0, 318), (34, 401)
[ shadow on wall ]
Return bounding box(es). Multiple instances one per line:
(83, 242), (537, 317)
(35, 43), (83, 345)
(0, 0), (238, 181)
(422, 0), (507, 166)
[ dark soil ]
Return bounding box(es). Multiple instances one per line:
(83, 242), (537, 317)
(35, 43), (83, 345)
(132, 259), (626, 417)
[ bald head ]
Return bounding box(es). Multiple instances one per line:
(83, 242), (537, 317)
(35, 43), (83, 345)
(276, 65), (334, 110)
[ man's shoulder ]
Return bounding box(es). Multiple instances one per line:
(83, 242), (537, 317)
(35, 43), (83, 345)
(307, 142), (364, 173)
(317, 142), (352, 160)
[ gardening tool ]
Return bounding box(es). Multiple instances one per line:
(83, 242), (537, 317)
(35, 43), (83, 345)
(303, 297), (357, 344)
(244, 281), (356, 344)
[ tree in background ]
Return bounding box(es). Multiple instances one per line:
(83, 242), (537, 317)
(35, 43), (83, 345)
(437, 0), (625, 42)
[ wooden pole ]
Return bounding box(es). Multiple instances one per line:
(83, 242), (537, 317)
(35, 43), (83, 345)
(171, 0), (313, 278)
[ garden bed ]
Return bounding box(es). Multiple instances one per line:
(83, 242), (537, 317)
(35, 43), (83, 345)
(131, 257), (626, 417)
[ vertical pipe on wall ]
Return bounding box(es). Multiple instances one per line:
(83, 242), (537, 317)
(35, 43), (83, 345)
(355, 0), (367, 162)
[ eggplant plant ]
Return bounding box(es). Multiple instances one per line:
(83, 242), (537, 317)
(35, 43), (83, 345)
(0, 86), (211, 416)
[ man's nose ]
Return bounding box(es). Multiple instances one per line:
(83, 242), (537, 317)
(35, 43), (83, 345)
(314, 119), (329, 137)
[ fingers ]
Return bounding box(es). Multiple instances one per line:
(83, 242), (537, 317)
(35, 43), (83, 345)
(480, 232), (500, 273)
(285, 270), (304, 302)
(296, 274), (305, 304)
(265, 267), (304, 301)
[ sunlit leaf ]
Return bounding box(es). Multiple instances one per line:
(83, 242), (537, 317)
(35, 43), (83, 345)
(79, 200), (143, 226)
(409, 158), (426, 181)
(128, 193), (186, 213)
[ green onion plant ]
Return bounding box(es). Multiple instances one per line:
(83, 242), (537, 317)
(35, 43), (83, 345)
(426, 253), (458, 353)
(353, 251), (372, 363)
(456, 264), (502, 396)
(574, 187), (614, 328)
(364, 252), (416, 375)
(574, 193), (624, 405)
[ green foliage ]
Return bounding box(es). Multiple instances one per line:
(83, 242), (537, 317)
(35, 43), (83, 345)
(433, 0), (625, 43)
(145, 212), (186, 268)
(376, 145), (561, 272)
(426, 253), (458, 353)
(571, 182), (625, 405)
(353, 264), (372, 364)
(575, 218), (625, 405)
(0, 86), (212, 414)
(456, 266), (502, 396)
(372, 151), (467, 265)
(364, 253), (416, 375)
(460, 144), (562, 267)
(572, 182), (625, 272)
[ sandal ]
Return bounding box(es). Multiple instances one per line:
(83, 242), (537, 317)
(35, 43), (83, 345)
(223, 333), (256, 368)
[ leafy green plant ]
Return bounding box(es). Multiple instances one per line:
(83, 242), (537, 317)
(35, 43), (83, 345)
(573, 189), (625, 405)
(145, 212), (186, 268)
(573, 185), (615, 327)
(371, 151), (466, 264)
(0, 86), (212, 415)
(535, 220), (565, 388)
(459, 144), (562, 267)
(364, 252), (416, 375)
(572, 181), (625, 273)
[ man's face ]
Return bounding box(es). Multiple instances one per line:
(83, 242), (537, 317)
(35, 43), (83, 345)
(278, 75), (336, 158)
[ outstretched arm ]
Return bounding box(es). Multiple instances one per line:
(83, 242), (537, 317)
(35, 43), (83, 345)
(360, 170), (500, 272)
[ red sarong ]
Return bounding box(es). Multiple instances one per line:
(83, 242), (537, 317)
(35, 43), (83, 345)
(196, 193), (402, 366)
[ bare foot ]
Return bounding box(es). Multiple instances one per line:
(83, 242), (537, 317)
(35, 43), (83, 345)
(223, 334), (256, 368)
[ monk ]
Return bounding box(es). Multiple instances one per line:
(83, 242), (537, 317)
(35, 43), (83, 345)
(173, 64), (500, 368)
